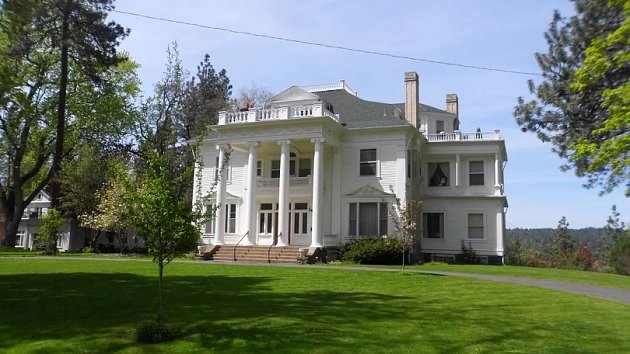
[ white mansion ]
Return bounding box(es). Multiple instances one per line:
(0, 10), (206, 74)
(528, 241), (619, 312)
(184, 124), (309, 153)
(194, 72), (508, 264)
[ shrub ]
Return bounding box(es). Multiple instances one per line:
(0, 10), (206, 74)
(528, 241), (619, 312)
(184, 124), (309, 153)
(36, 208), (65, 254)
(135, 320), (180, 344)
(81, 247), (96, 254)
(340, 238), (402, 265)
(461, 241), (478, 264)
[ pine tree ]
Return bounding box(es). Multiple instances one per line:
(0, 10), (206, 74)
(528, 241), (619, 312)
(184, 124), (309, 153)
(514, 0), (627, 195)
(553, 216), (576, 266)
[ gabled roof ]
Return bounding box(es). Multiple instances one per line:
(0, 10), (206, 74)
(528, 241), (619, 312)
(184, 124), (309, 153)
(346, 184), (395, 198)
(269, 86), (322, 104)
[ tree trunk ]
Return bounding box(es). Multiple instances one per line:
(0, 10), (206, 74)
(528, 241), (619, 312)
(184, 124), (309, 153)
(4, 215), (20, 248)
(50, 0), (71, 209)
(157, 257), (164, 323)
(2, 198), (24, 248)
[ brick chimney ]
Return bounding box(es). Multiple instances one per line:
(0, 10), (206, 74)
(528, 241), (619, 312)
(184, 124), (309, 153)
(404, 72), (419, 127)
(446, 93), (459, 130)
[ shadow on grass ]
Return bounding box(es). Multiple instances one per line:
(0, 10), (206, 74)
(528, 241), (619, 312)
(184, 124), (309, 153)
(0, 271), (627, 353)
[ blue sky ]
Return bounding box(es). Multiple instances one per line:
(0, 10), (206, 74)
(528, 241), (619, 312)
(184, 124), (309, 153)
(109, 0), (628, 229)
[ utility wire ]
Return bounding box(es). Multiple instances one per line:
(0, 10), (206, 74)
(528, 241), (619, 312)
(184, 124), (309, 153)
(113, 9), (543, 77)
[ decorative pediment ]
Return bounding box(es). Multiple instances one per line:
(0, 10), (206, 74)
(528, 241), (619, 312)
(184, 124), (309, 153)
(31, 191), (51, 203)
(202, 191), (242, 202)
(345, 185), (395, 198)
(269, 86), (322, 104)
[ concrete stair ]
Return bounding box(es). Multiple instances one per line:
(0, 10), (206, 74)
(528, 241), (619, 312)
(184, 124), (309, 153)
(205, 245), (303, 263)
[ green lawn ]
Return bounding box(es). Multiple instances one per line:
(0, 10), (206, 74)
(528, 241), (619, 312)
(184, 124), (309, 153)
(413, 263), (630, 290)
(0, 259), (629, 353)
(329, 262), (630, 291)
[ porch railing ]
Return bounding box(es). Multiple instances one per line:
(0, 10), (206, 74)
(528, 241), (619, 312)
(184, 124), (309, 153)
(233, 231), (249, 261)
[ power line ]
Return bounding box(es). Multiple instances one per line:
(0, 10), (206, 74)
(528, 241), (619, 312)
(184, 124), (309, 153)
(113, 9), (542, 77)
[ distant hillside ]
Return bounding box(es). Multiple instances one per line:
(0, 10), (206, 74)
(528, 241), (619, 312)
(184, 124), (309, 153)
(507, 227), (607, 243)
(506, 227), (609, 258)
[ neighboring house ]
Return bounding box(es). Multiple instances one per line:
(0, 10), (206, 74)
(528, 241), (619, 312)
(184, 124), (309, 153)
(13, 191), (84, 252)
(193, 72), (508, 263)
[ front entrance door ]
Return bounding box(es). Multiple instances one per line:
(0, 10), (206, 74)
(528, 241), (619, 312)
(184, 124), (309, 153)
(259, 202), (309, 246)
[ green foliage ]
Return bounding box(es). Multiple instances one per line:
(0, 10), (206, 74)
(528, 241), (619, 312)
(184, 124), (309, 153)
(609, 234), (630, 275)
(340, 238), (403, 265)
(135, 320), (180, 344)
(461, 241), (479, 264)
(606, 204), (630, 275)
(553, 216), (576, 267)
(127, 152), (199, 322)
(36, 208), (64, 253)
(0, 1), (138, 246)
(128, 153), (200, 263)
(81, 246), (96, 254)
(514, 0), (628, 195)
(572, 0), (630, 196)
(78, 161), (133, 252)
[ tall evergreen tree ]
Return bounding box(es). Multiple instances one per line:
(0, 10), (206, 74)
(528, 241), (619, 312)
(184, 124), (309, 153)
(514, 0), (627, 195)
(553, 216), (576, 266)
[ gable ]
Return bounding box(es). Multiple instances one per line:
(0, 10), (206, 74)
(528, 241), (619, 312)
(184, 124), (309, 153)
(345, 184), (395, 198)
(270, 86), (322, 104)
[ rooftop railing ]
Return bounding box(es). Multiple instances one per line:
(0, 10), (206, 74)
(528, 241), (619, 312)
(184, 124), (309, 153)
(425, 129), (502, 142)
(218, 103), (337, 125)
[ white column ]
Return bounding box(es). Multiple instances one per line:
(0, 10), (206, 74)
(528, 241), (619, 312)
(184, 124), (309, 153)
(331, 146), (342, 244)
(276, 140), (290, 247)
(494, 152), (501, 195)
(497, 208), (505, 263)
(455, 154), (460, 187)
(214, 145), (228, 245)
(310, 138), (325, 248)
(244, 142), (258, 245)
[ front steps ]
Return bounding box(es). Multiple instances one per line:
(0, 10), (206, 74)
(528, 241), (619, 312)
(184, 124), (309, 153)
(203, 245), (304, 263)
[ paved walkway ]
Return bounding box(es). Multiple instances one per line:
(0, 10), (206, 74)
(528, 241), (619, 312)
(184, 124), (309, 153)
(4, 256), (630, 305)
(201, 261), (630, 305)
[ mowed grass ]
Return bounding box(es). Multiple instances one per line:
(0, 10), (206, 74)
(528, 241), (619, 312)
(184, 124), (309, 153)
(413, 263), (630, 290)
(0, 259), (629, 353)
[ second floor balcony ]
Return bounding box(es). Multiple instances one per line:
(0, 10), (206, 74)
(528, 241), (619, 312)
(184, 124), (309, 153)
(218, 103), (337, 126)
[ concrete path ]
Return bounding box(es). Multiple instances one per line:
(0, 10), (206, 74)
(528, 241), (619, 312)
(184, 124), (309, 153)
(3, 256), (630, 305)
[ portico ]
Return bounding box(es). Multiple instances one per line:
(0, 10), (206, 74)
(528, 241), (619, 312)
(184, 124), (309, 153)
(212, 135), (331, 248)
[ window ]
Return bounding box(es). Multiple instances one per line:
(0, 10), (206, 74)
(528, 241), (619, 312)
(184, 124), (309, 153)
(56, 234), (64, 249)
(428, 162), (449, 186)
(348, 202), (388, 236)
(298, 159), (311, 177)
(469, 161), (484, 186)
(293, 203), (309, 234)
(436, 120), (445, 133)
(16, 230), (25, 247)
(468, 213), (484, 239)
(224, 203), (237, 234)
(359, 149), (377, 176)
(256, 160), (262, 177)
(271, 160), (280, 178)
(259, 203), (274, 234)
(423, 213), (444, 238)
